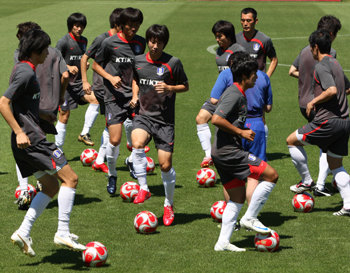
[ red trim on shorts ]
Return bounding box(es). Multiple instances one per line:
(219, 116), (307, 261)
(51, 158), (56, 169)
(224, 178), (245, 190)
(248, 160), (267, 180)
(146, 52), (173, 80)
(302, 120), (328, 141)
(233, 83), (246, 97)
(21, 61), (36, 71)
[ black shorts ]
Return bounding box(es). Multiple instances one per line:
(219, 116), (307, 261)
(105, 98), (137, 126)
(94, 89), (105, 115)
(133, 115), (174, 153)
(12, 138), (67, 178)
(201, 99), (217, 115)
(298, 118), (350, 156)
(60, 85), (87, 111)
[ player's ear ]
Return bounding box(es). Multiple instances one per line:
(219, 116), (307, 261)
(255, 18), (258, 25)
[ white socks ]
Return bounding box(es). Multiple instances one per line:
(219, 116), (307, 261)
(162, 168), (176, 207)
(95, 128), (109, 165)
(331, 167), (350, 209)
(57, 186), (76, 237)
(124, 118), (133, 147)
(288, 145), (313, 185)
(197, 123), (212, 158)
(80, 103), (99, 136)
(264, 124), (268, 141)
(132, 148), (148, 191)
(55, 121), (67, 149)
(18, 192), (52, 238)
(16, 164), (28, 192)
(242, 181), (275, 219)
(106, 142), (119, 177)
(316, 151), (330, 190)
(217, 201), (243, 243)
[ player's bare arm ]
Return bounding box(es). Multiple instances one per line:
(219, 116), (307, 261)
(92, 61), (122, 88)
(306, 86), (337, 117)
(209, 97), (219, 105)
(288, 64), (299, 79)
(130, 79), (139, 108)
(0, 96), (31, 148)
(266, 56), (278, 78)
(60, 71), (69, 105)
(154, 82), (189, 94)
(81, 54), (92, 95)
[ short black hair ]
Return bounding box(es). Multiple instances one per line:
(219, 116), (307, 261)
(16, 22), (41, 40)
(241, 7), (258, 20)
(309, 29), (332, 54)
(119, 7), (143, 26)
(212, 20), (236, 44)
(109, 8), (123, 29)
(18, 29), (51, 61)
(146, 24), (170, 48)
(230, 51), (258, 83)
(317, 15), (341, 37)
(67, 12), (87, 32)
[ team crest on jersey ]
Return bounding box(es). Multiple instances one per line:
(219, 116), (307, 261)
(253, 43), (260, 51)
(53, 148), (63, 159)
(157, 67), (165, 76)
(248, 154), (256, 161)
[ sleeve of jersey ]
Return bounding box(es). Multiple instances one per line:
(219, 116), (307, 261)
(292, 54), (300, 69)
(214, 89), (237, 119)
(265, 73), (273, 105)
(344, 74), (350, 90)
(266, 39), (277, 59)
(317, 64), (336, 91)
(173, 59), (188, 85)
(86, 36), (101, 59)
(94, 39), (109, 64)
(55, 49), (68, 74)
(210, 69), (232, 99)
(3, 69), (27, 101)
(56, 38), (66, 57)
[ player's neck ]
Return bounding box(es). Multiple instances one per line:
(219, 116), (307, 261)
(318, 53), (329, 62)
(243, 29), (256, 40)
(110, 28), (119, 36)
(149, 51), (162, 61)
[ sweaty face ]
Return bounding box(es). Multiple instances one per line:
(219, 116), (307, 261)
(240, 13), (256, 33)
(215, 32), (231, 50)
(71, 23), (85, 38)
(123, 22), (140, 41)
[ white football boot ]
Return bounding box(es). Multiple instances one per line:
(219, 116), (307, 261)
(54, 233), (86, 251)
(11, 230), (36, 257)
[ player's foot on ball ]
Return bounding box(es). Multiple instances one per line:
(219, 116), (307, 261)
(11, 230), (36, 257)
(290, 181), (315, 194)
(163, 205), (175, 226)
(78, 133), (94, 146)
(107, 176), (117, 195)
(214, 241), (246, 252)
(200, 157), (213, 168)
(240, 217), (271, 234)
(92, 161), (109, 173)
(133, 189), (151, 204)
(333, 208), (350, 216)
(313, 186), (332, 197)
(54, 233), (86, 251)
(16, 191), (31, 210)
(125, 157), (137, 179)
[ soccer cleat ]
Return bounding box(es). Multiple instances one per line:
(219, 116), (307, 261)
(16, 191), (31, 210)
(35, 181), (42, 192)
(92, 161), (109, 173)
(163, 205), (175, 226)
(333, 208), (350, 216)
(240, 218), (271, 234)
(107, 176), (117, 195)
(125, 157), (137, 179)
(214, 241), (246, 252)
(78, 133), (94, 146)
(54, 233), (86, 251)
(127, 143), (150, 153)
(11, 230), (36, 257)
(200, 157), (213, 168)
(313, 186), (332, 197)
(133, 189), (151, 204)
(290, 181), (315, 194)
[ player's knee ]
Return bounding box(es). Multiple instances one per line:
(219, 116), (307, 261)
(160, 162), (172, 172)
(65, 172), (79, 188)
(270, 170), (279, 184)
(59, 111), (70, 123)
(196, 113), (208, 124)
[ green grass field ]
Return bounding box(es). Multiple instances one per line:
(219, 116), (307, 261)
(1, 0), (350, 272)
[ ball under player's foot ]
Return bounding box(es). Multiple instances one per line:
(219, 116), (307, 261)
(133, 189), (151, 204)
(11, 230), (36, 257)
(78, 133), (94, 146)
(163, 205), (175, 226)
(92, 161), (109, 173)
(200, 157), (213, 168)
(54, 233), (86, 251)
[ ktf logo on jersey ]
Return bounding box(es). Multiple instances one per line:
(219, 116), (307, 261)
(157, 67), (164, 76)
(253, 43), (260, 52)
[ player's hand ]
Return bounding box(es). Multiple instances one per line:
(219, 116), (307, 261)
(68, 66), (79, 75)
(83, 81), (92, 95)
(110, 76), (122, 89)
(16, 132), (31, 149)
(306, 101), (315, 117)
(241, 129), (255, 142)
(129, 97), (138, 108)
(154, 82), (169, 94)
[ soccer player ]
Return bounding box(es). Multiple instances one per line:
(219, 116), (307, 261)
(0, 29), (85, 257)
(131, 24), (189, 226)
(286, 30), (350, 216)
(55, 12), (99, 150)
(288, 15), (345, 196)
(92, 7), (145, 195)
(236, 7), (278, 78)
(13, 22), (69, 210)
(80, 8), (124, 174)
(196, 20), (245, 168)
(211, 51), (278, 252)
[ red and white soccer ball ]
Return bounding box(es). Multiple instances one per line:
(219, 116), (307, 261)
(292, 192), (314, 213)
(134, 211), (158, 234)
(146, 156), (155, 174)
(120, 182), (140, 202)
(80, 149), (98, 166)
(254, 230), (280, 252)
(82, 241), (108, 267)
(210, 200), (226, 222)
(15, 184), (37, 199)
(196, 168), (216, 187)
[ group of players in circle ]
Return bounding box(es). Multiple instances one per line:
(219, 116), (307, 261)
(0, 5), (349, 257)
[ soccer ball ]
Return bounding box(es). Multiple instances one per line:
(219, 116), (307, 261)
(15, 184), (37, 200)
(292, 192), (314, 213)
(134, 211), (158, 234)
(80, 149), (98, 166)
(210, 200), (226, 222)
(146, 156), (155, 174)
(196, 168), (216, 187)
(254, 230), (280, 252)
(82, 241), (108, 267)
(120, 182), (140, 202)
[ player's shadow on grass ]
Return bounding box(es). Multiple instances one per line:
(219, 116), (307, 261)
(0, 171), (8, 175)
(67, 156), (81, 163)
(46, 194), (102, 209)
(312, 203), (342, 212)
(148, 184), (183, 196)
(266, 152), (290, 161)
(259, 211), (297, 227)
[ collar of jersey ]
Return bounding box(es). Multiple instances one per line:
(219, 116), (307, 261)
(69, 32), (84, 43)
(234, 82), (246, 97)
(21, 61), (36, 71)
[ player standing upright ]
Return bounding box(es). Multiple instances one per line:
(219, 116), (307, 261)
(92, 7), (145, 195)
(55, 13), (99, 150)
(286, 30), (350, 216)
(131, 24), (189, 226)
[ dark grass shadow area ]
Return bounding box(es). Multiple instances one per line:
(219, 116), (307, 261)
(0, 171), (8, 175)
(46, 194), (102, 209)
(160, 212), (209, 226)
(266, 152), (290, 161)
(67, 156), (81, 163)
(148, 184), (183, 197)
(259, 211), (298, 227)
